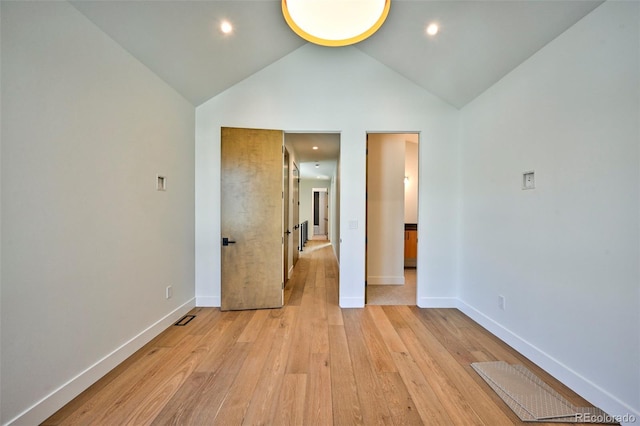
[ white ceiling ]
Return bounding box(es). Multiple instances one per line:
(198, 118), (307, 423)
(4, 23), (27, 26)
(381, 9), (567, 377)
(69, 0), (603, 177)
(285, 133), (341, 180)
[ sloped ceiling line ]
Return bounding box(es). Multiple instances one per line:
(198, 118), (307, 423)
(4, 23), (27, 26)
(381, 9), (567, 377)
(70, 0), (603, 108)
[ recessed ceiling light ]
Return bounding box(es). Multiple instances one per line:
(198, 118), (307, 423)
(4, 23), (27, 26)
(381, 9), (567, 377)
(220, 21), (233, 34)
(426, 23), (439, 36)
(312, 146), (319, 150)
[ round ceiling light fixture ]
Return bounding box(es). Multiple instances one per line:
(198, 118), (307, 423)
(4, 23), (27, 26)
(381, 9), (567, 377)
(282, 0), (391, 47)
(220, 20), (233, 34)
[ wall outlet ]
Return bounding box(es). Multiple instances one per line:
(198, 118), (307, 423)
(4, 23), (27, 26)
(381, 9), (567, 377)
(498, 295), (506, 310)
(166, 285), (173, 299)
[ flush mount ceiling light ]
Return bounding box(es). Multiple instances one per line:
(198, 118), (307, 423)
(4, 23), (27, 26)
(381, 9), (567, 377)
(282, 0), (391, 47)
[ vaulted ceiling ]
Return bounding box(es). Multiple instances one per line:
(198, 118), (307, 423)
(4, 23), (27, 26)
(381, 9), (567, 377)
(70, 0), (603, 109)
(69, 0), (603, 179)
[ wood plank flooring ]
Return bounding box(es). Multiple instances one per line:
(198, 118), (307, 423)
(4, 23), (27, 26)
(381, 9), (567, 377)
(44, 241), (608, 425)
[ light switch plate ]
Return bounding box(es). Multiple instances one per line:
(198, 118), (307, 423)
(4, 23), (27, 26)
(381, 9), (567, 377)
(522, 171), (535, 190)
(157, 175), (167, 191)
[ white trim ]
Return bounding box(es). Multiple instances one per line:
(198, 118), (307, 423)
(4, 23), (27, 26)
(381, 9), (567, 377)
(417, 296), (458, 308)
(339, 296), (364, 308)
(288, 265), (295, 279)
(367, 275), (405, 285)
(455, 298), (640, 424)
(196, 296), (219, 307)
(6, 299), (195, 426)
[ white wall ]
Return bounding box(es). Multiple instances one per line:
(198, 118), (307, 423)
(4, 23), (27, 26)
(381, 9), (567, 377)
(330, 157), (341, 261)
(458, 1), (639, 421)
(195, 44), (459, 308)
(0, 3), (4, 420)
(0, 3), (195, 424)
(405, 140), (419, 224)
(367, 134), (405, 285)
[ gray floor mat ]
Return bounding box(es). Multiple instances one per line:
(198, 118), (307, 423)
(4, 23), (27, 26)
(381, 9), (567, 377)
(471, 361), (615, 423)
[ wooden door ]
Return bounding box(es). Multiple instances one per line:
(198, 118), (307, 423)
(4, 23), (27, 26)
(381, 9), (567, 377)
(221, 127), (284, 310)
(283, 148), (290, 287)
(316, 191), (328, 237)
(292, 163), (300, 266)
(365, 135), (369, 302)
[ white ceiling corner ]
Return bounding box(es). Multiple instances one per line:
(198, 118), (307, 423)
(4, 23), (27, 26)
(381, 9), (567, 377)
(68, 0), (604, 177)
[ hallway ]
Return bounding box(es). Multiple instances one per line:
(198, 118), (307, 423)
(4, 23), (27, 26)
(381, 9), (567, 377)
(45, 241), (601, 425)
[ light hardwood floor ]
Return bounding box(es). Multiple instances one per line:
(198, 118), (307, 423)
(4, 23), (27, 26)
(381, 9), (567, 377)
(44, 241), (608, 425)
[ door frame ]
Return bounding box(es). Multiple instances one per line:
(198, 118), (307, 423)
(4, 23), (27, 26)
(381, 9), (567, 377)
(292, 162), (300, 268)
(283, 148), (290, 286)
(364, 132), (420, 305)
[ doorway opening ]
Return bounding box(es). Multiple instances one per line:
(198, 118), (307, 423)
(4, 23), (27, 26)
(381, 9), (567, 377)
(220, 127), (340, 311)
(283, 132), (341, 299)
(365, 132), (419, 305)
(312, 188), (329, 240)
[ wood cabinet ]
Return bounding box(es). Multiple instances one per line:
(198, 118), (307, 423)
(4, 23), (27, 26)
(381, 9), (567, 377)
(404, 224), (417, 267)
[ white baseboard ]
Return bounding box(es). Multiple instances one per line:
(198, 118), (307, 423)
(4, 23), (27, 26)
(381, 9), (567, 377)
(367, 276), (405, 285)
(417, 296), (458, 308)
(7, 299), (195, 426)
(339, 296), (365, 308)
(455, 298), (639, 425)
(196, 295), (219, 307)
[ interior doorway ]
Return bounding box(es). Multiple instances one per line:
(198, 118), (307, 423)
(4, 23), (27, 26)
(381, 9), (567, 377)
(365, 133), (419, 305)
(312, 188), (328, 239)
(283, 132), (340, 301)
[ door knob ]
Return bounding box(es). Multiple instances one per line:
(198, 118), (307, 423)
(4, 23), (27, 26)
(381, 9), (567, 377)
(222, 237), (236, 246)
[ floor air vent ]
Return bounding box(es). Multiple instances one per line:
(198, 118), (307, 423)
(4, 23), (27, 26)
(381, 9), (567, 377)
(174, 315), (196, 326)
